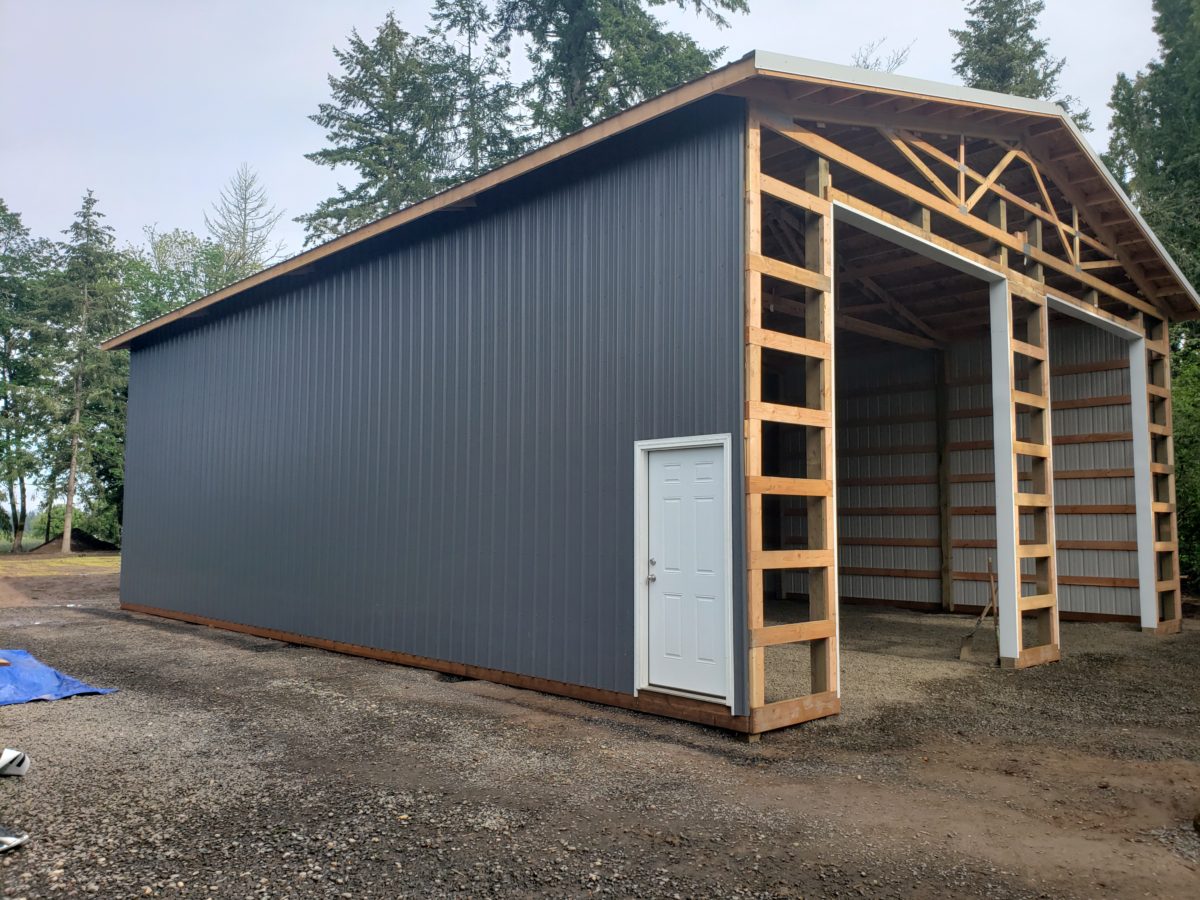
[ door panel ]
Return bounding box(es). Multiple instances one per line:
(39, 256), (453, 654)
(647, 444), (728, 699)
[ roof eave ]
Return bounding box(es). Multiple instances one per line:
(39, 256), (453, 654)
(102, 53), (762, 351)
(102, 50), (1200, 351)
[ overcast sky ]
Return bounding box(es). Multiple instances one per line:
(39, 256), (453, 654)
(0, 1), (1161, 256)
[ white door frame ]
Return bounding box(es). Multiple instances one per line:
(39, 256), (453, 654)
(834, 200), (1160, 638)
(834, 202), (1033, 656)
(633, 433), (735, 709)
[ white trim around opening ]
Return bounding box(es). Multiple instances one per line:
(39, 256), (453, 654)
(633, 433), (736, 710)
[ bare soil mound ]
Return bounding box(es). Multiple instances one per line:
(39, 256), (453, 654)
(28, 530), (119, 555)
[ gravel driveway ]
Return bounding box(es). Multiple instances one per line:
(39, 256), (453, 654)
(2, 565), (1198, 898)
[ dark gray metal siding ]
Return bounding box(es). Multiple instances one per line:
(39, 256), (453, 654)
(121, 100), (748, 713)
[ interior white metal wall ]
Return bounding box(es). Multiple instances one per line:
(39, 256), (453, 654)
(825, 325), (1139, 619)
(1049, 321), (1139, 617)
(835, 345), (940, 605)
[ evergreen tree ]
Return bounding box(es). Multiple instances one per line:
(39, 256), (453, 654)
(0, 200), (54, 551)
(950, 0), (1091, 130)
(297, 13), (457, 245)
(300, 4), (749, 241)
(45, 192), (134, 552)
(494, 0), (748, 138)
(431, 0), (530, 179)
(1105, 0), (1200, 580)
(204, 164), (285, 284)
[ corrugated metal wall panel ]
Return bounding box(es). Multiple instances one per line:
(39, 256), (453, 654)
(1048, 321), (1138, 617)
(945, 338), (996, 606)
(834, 346), (938, 604)
(121, 99), (749, 710)
(826, 308), (1142, 618)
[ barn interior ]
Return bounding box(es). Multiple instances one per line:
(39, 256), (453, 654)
(752, 122), (1151, 702)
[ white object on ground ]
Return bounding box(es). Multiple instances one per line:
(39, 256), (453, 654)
(0, 748), (29, 776)
(0, 826), (29, 853)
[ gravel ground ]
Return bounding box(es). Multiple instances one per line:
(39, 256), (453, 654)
(2, 568), (1198, 898)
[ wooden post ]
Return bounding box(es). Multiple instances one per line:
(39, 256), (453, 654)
(1136, 316), (1182, 634)
(741, 103), (842, 731)
(745, 107), (766, 709)
(804, 155), (838, 696)
(987, 198), (1009, 270)
(991, 217), (1060, 667)
(1021, 293), (1060, 657)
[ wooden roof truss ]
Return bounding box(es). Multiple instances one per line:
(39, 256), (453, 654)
(740, 93), (1182, 732)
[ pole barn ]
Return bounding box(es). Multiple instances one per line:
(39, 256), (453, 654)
(105, 53), (1198, 736)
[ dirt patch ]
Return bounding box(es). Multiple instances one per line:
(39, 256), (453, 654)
(26, 532), (118, 555)
(1, 572), (1198, 898)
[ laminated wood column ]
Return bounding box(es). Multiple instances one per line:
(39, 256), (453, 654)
(1133, 316), (1182, 634)
(803, 155), (838, 697)
(743, 102), (840, 732)
(745, 108), (765, 709)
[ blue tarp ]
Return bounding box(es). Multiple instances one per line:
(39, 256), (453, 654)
(0, 650), (115, 706)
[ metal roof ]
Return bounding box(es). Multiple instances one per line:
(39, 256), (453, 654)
(103, 50), (1199, 351)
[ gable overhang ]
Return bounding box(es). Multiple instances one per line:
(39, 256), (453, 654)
(103, 50), (1199, 351)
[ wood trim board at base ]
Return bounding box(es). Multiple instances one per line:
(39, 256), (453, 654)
(1002, 644), (1062, 669)
(751, 691), (840, 731)
(120, 602), (831, 735)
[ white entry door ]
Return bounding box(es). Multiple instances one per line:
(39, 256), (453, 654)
(646, 443), (729, 700)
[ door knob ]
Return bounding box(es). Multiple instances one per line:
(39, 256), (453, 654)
(647, 573), (657, 583)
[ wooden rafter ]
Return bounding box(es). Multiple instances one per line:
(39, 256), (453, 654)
(836, 313), (940, 349)
(964, 148), (1018, 211)
(758, 109), (1157, 320)
(1026, 138), (1173, 316)
(840, 264), (946, 344)
(1021, 149), (1077, 265)
(879, 128), (959, 204)
(897, 130), (1118, 261)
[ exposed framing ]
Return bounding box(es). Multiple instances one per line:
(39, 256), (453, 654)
(632, 433), (736, 710)
(742, 92), (1183, 729)
(744, 105), (841, 732)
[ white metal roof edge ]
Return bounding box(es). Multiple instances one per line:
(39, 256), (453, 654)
(751, 50), (1200, 314)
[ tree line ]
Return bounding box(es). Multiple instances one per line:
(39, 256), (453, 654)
(1, 0), (1197, 574)
(0, 167), (283, 552)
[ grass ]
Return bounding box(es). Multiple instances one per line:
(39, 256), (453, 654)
(0, 553), (121, 577)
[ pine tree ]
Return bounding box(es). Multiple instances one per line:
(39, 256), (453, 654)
(431, 0), (530, 179)
(204, 165), (285, 284)
(950, 0), (1091, 130)
(0, 200), (53, 551)
(1105, 0), (1199, 291)
(45, 192), (134, 553)
(493, 1), (748, 138)
(1105, 0), (1200, 580)
(297, 13), (457, 245)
